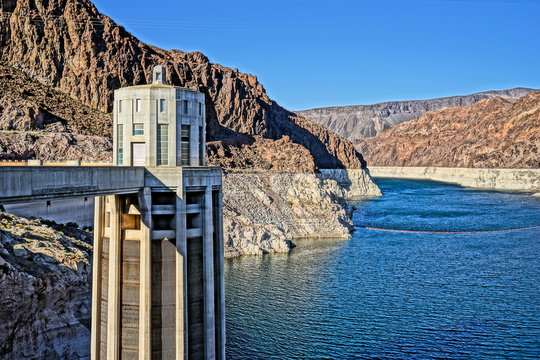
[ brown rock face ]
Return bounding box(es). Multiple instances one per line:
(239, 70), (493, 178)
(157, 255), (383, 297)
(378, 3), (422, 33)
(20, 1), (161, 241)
(0, 131), (111, 161)
(0, 0), (364, 170)
(0, 213), (92, 359)
(0, 62), (112, 161)
(207, 135), (316, 173)
(357, 92), (540, 168)
(0, 62), (111, 136)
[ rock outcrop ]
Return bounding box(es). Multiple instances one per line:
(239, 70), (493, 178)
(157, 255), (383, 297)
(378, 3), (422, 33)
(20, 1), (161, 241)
(0, 213), (92, 359)
(356, 92), (540, 169)
(0, 131), (111, 161)
(0, 0), (365, 170)
(0, 62), (112, 161)
(298, 88), (536, 143)
(223, 170), (381, 257)
(207, 135), (317, 173)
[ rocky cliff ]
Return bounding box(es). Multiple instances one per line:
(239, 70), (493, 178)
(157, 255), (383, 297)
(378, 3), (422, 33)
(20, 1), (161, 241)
(357, 92), (540, 168)
(0, 213), (92, 359)
(298, 88), (536, 144)
(223, 170), (381, 257)
(0, 0), (365, 170)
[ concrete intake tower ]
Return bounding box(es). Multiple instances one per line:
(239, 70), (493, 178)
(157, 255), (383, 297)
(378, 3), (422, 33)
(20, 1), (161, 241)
(91, 65), (224, 360)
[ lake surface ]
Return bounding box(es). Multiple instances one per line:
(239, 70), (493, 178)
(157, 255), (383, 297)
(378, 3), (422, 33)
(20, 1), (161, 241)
(225, 178), (540, 359)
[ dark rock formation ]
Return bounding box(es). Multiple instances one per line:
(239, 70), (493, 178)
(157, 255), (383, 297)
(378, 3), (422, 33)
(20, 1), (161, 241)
(357, 92), (540, 168)
(0, 0), (364, 170)
(298, 88), (537, 143)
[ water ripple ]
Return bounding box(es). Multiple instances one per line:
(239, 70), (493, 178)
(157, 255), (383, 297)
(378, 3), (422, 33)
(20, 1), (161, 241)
(225, 179), (540, 359)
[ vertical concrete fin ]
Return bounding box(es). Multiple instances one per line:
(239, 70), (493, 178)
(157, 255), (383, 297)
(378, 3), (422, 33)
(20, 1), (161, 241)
(215, 189), (226, 360)
(176, 183), (187, 360)
(91, 196), (104, 360)
(203, 188), (216, 359)
(107, 195), (122, 360)
(138, 188), (152, 360)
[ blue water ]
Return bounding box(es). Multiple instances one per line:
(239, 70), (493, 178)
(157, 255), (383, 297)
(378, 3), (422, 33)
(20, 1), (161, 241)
(225, 178), (540, 359)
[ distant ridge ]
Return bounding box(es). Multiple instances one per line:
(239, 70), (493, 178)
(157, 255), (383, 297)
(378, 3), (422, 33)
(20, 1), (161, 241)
(356, 91), (540, 169)
(297, 88), (537, 144)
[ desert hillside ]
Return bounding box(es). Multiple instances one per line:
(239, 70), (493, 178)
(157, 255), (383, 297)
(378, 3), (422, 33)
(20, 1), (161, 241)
(356, 92), (540, 168)
(0, 61), (111, 160)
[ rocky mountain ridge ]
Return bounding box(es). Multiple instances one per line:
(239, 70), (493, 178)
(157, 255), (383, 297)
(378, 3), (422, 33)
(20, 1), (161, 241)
(357, 92), (540, 168)
(298, 88), (537, 144)
(0, 0), (365, 171)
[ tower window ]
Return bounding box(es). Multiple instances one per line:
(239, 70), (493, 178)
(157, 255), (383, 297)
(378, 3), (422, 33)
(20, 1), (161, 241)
(136, 99), (142, 112)
(183, 100), (189, 114)
(160, 99), (166, 113)
(157, 124), (169, 166)
(181, 125), (190, 165)
(117, 124), (124, 165)
(198, 103), (202, 115)
(133, 123), (144, 136)
(118, 100), (122, 113)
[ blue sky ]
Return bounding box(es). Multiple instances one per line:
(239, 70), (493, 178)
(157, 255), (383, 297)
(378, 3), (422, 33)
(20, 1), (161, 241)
(92, 0), (539, 110)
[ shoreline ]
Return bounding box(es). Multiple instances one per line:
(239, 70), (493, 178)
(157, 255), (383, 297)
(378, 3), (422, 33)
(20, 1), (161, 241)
(367, 166), (540, 192)
(223, 169), (381, 257)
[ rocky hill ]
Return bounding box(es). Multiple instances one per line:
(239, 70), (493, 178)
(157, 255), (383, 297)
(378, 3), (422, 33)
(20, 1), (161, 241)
(0, 0), (365, 171)
(298, 88), (537, 144)
(0, 61), (112, 161)
(356, 92), (540, 168)
(0, 213), (92, 359)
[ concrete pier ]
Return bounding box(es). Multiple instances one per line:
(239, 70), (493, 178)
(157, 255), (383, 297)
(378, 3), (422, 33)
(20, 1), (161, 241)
(89, 167), (223, 359)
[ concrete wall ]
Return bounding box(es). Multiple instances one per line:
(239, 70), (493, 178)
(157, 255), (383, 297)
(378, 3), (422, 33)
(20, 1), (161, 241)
(368, 166), (540, 192)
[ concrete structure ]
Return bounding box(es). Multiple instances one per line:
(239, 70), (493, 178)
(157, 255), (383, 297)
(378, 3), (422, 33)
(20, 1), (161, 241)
(113, 65), (206, 168)
(94, 66), (224, 360)
(91, 167), (224, 360)
(0, 65), (225, 360)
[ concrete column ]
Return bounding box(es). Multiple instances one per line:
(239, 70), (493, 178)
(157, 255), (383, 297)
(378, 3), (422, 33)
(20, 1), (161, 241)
(91, 196), (105, 360)
(138, 188), (152, 360)
(203, 188), (216, 359)
(175, 185), (187, 360)
(216, 189), (225, 360)
(107, 195), (122, 360)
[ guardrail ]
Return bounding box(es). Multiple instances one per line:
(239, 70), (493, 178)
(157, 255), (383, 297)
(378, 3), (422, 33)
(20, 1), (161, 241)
(0, 160), (114, 167)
